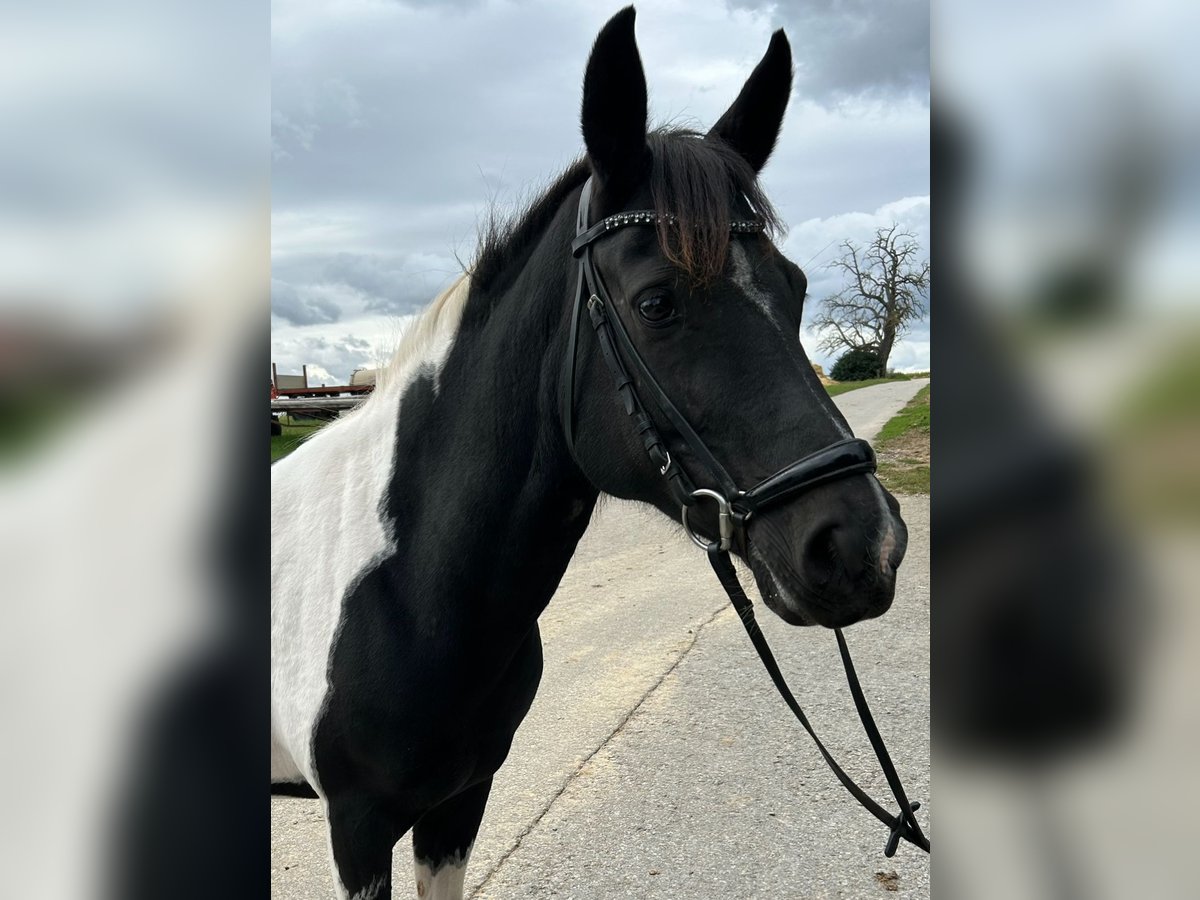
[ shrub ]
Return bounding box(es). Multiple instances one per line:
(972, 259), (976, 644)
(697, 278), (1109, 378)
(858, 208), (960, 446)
(830, 348), (884, 382)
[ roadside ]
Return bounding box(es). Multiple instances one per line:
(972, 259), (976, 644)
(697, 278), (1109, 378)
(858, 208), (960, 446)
(825, 373), (927, 397)
(271, 416), (323, 463)
(873, 385), (931, 494)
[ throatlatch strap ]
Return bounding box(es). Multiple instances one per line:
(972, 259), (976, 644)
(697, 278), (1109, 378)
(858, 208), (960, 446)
(707, 548), (930, 857)
(560, 262), (587, 448)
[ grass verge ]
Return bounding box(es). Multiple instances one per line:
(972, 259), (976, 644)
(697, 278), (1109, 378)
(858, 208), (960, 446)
(271, 417), (327, 463)
(1108, 338), (1200, 524)
(873, 385), (930, 494)
(0, 388), (80, 466)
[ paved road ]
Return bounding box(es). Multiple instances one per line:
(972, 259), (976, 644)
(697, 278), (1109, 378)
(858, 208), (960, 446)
(832, 378), (930, 441)
(272, 378), (930, 898)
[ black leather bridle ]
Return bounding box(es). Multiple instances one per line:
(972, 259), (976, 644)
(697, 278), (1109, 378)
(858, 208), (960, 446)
(561, 176), (930, 858)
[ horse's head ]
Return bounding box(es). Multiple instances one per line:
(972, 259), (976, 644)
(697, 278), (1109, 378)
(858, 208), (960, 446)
(567, 8), (907, 628)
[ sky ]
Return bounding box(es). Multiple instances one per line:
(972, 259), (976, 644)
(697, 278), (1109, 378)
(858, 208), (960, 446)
(271, 0), (931, 384)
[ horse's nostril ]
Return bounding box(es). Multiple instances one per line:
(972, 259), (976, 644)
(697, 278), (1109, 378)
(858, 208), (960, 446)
(802, 522), (840, 583)
(802, 520), (875, 586)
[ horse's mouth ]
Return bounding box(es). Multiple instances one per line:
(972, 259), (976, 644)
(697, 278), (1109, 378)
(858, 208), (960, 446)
(745, 533), (894, 629)
(751, 556), (818, 625)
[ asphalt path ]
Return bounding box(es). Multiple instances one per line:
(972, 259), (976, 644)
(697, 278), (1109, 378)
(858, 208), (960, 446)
(271, 378), (930, 899)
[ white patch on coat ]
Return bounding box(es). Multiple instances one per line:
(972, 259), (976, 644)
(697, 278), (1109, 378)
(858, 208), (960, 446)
(414, 847), (471, 900)
(271, 726), (304, 782)
(728, 242), (851, 439)
(270, 274), (471, 793)
(350, 873), (387, 900)
(729, 242), (784, 333)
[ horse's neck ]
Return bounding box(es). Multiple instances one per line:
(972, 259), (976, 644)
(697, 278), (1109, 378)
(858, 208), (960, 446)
(384, 217), (597, 623)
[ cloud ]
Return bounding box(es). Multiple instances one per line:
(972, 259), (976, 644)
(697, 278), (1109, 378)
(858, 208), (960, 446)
(270, 76), (367, 162)
(317, 251), (457, 316)
(273, 250), (459, 324)
(785, 194), (930, 303)
(271, 0), (930, 376)
(271, 325), (410, 385)
(887, 338), (932, 373)
(787, 195), (931, 372)
(270, 278), (342, 326)
(304, 363), (335, 384)
(729, 0), (929, 102)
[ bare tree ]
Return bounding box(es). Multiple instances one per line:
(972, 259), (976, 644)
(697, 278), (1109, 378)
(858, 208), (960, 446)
(811, 225), (930, 373)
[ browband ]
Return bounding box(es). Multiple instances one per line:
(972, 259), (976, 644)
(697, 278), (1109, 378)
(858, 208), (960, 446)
(572, 209), (765, 257)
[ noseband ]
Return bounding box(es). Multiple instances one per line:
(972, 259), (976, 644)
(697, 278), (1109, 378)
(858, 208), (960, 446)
(560, 177), (930, 857)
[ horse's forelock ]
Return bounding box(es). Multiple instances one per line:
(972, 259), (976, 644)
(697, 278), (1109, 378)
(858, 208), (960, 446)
(648, 129), (782, 284)
(472, 129), (781, 294)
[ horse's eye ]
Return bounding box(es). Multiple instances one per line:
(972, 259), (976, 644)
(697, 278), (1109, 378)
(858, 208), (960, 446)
(637, 294), (675, 326)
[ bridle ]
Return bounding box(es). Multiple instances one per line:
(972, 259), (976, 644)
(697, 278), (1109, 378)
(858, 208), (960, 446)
(560, 176), (930, 858)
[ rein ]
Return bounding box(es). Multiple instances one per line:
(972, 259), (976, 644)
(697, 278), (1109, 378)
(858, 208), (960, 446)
(560, 177), (930, 858)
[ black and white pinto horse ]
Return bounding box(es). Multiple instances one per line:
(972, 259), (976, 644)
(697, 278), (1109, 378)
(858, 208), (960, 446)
(272, 9), (907, 899)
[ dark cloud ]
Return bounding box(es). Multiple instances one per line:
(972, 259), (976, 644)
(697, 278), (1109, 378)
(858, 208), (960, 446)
(271, 251), (460, 322)
(730, 0), (928, 101)
(320, 253), (454, 316)
(270, 278), (341, 326)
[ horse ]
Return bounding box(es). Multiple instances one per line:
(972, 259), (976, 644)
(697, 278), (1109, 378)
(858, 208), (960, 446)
(271, 8), (908, 899)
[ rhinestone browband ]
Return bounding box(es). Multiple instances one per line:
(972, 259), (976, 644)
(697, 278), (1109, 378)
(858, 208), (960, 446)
(594, 210), (765, 234)
(572, 207), (766, 257)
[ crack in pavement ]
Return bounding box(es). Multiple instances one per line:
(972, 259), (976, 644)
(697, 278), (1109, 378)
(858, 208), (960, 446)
(468, 601), (734, 898)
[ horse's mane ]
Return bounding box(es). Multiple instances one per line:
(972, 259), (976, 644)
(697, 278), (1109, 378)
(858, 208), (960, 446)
(472, 127), (782, 291)
(354, 129), (782, 409)
(472, 159), (590, 293)
(343, 273), (472, 414)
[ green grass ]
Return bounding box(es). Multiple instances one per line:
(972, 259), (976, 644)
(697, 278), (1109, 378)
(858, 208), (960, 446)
(1113, 345), (1200, 430)
(0, 388), (83, 466)
(271, 417), (328, 463)
(873, 385), (930, 494)
(1108, 337), (1200, 523)
(876, 384), (931, 441)
(826, 377), (901, 396)
(876, 460), (930, 494)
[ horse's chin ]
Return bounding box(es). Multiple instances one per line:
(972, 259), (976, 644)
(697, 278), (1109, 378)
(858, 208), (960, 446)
(746, 544), (820, 626)
(762, 590), (816, 626)
(746, 542), (881, 629)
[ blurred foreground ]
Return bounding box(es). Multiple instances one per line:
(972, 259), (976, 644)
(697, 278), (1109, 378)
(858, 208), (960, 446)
(935, 1), (1199, 897)
(0, 3), (268, 898)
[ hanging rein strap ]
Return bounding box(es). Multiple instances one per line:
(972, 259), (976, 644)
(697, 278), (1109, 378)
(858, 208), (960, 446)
(708, 550), (929, 855)
(563, 177), (929, 857)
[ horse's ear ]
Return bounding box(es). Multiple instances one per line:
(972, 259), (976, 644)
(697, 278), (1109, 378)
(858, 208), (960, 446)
(707, 30), (792, 173)
(581, 6), (649, 194)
